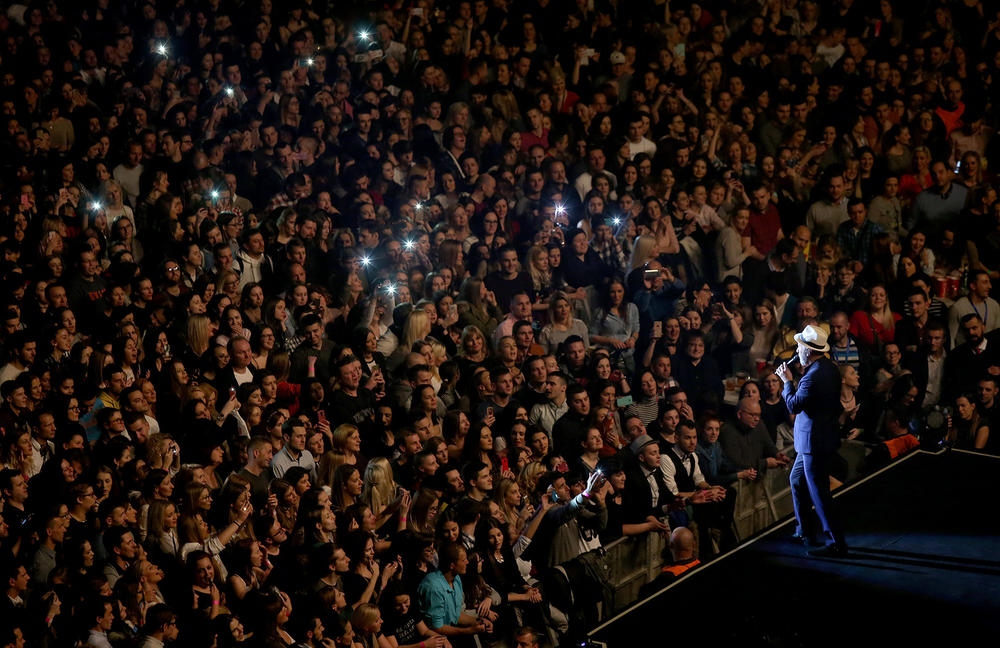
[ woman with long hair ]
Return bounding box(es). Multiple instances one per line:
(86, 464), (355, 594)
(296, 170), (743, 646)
(456, 277), (501, 339)
(410, 384), (442, 437)
(715, 207), (759, 280)
(226, 539), (269, 603)
(145, 499), (181, 562)
(760, 371), (792, 442)
(882, 124), (913, 176)
(849, 284), (900, 350)
(250, 325), (275, 370)
(948, 394), (990, 450)
(538, 293), (590, 354)
(350, 326), (387, 383)
(263, 296), (294, 350)
(329, 464), (363, 512)
(436, 239), (467, 286)
(589, 278), (640, 373)
(351, 602), (393, 648)
(386, 309), (431, 372)
(359, 457), (401, 526)
(493, 478), (532, 542)
(748, 300), (779, 368)
(269, 478), (299, 535)
(476, 519), (542, 619)
(342, 530), (400, 607)
(899, 145), (933, 204)
(460, 423), (496, 472)
(637, 196), (681, 258)
(209, 476), (256, 545)
(896, 229), (935, 276)
(443, 410), (471, 462)
(185, 314), (213, 366)
(589, 378), (626, 454)
(329, 423), (364, 469)
(240, 282), (265, 324)
(525, 244), (556, 304)
(252, 590), (296, 646)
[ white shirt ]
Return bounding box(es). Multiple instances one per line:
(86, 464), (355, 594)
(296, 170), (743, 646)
(640, 464), (661, 504)
(628, 137), (657, 159)
(660, 447), (706, 495)
(923, 352), (946, 407)
(529, 400), (568, 436)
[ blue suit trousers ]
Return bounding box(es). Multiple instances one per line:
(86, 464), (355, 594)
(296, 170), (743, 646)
(790, 451), (846, 547)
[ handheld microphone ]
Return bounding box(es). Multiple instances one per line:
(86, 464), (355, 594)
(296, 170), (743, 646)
(787, 356), (801, 367)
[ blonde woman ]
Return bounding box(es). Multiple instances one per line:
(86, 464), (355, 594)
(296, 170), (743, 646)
(319, 450), (346, 490)
(145, 433), (181, 474)
(518, 461), (546, 506)
(494, 478), (533, 541)
(849, 284), (900, 350)
(386, 309), (431, 372)
(186, 314), (213, 364)
(145, 499), (181, 560)
(526, 244), (554, 300)
(628, 234), (661, 273)
(359, 457), (401, 526)
(429, 339), (449, 392)
(457, 325), (490, 376)
(216, 269), (241, 304)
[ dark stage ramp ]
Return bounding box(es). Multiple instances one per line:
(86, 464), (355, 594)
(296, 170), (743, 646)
(588, 449), (1000, 646)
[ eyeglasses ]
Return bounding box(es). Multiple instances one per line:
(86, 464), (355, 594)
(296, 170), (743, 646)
(166, 266), (180, 272)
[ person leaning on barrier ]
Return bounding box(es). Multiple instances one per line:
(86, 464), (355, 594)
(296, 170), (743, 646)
(719, 397), (790, 482)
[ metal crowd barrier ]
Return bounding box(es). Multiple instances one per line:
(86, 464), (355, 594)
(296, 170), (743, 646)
(599, 440), (868, 612)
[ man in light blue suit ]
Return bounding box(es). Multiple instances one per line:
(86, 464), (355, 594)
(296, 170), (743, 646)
(776, 325), (848, 557)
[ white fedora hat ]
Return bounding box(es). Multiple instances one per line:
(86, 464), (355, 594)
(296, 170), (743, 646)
(793, 324), (830, 353)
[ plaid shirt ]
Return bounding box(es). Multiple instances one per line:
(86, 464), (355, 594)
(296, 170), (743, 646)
(591, 237), (626, 275)
(836, 219), (882, 266)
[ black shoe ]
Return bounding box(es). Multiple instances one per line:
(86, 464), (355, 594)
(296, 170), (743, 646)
(791, 532), (822, 547)
(808, 544), (848, 558)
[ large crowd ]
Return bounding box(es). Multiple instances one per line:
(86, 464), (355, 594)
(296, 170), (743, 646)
(3, 0), (1000, 646)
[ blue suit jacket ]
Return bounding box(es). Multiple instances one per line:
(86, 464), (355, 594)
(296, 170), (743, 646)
(783, 357), (843, 454)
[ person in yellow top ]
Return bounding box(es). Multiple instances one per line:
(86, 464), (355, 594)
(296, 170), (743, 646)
(771, 298), (830, 361)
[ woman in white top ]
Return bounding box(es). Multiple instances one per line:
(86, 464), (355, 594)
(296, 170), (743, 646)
(538, 293), (590, 353)
(715, 207), (760, 281)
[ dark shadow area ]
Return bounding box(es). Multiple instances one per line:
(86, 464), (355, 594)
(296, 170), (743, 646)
(590, 451), (1000, 646)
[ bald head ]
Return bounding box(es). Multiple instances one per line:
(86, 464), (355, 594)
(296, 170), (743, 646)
(404, 352), (425, 368)
(736, 397), (761, 429)
(670, 527), (695, 560)
(737, 397), (760, 414)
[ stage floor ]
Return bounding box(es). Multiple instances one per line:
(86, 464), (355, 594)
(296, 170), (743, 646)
(589, 449), (1000, 646)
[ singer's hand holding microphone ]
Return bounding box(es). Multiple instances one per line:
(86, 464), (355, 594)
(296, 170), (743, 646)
(775, 356), (799, 384)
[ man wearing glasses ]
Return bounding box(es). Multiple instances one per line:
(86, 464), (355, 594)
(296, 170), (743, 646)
(719, 397), (790, 484)
(139, 604), (179, 648)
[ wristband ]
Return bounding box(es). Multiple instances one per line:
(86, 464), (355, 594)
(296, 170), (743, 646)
(420, 643), (425, 648)
(400, 517), (407, 522)
(212, 600), (220, 606)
